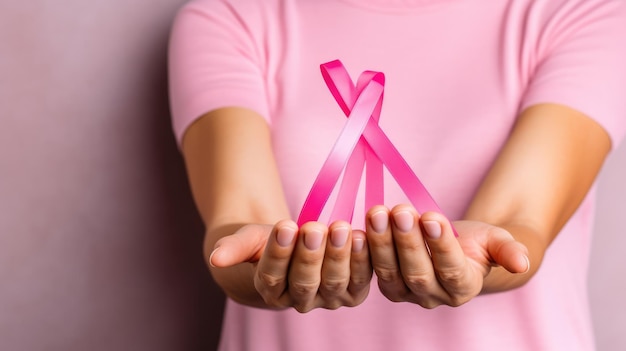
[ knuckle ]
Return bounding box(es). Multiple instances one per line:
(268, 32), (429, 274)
(289, 280), (319, 296)
(447, 289), (476, 307)
(293, 302), (315, 314)
(448, 296), (469, 307)
(342, 300), (357, 308)
(436, 268), (466, 285)
(320, 278), (349, 295)
(256, 271), (284, 289)
(325, 249), (350, 262)
(345, 285), (370, 307)
(419, 299), (442, 310)
(386, 294), (405, 303)
(374, 266), (399, 283)
(403, 272), (431, 290)
(346, 294), (367, 307)
(405, 294), (442, 309)
(292, 304), (307, 313)
(323, 301), (343, 310)
(350, 274), (371, 288)
(298, 255), (320, 266)
(378, 284), (405, 303)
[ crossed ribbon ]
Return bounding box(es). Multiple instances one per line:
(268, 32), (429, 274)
(298, 60), (455, 236)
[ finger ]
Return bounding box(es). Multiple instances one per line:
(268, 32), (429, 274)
(366, 206), (406, 301)
(419, 212), (480, 300)
(389, 205), (440, 299)
(253, 220), (298, 305)
(209, 223), (274, 267)
(348, 229), (372, 301)
(319, 222), (352, 307)
(486, 228), (530, 274)
(288, 222), (328, 312)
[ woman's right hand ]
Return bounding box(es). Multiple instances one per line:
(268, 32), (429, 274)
(208, 220), (373, 312)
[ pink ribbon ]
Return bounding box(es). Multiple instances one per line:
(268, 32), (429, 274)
(298, 60), (456, 236)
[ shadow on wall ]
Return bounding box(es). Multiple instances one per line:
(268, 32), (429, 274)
(158, 42), (227, 351)
(151, 10), (227, 351)
(162, 48), (227, 351)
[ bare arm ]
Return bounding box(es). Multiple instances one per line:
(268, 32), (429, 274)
(182, 107), (290, 306)
(465, 103), (611, 293)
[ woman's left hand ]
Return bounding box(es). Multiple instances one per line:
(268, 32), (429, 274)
(365, 205), (529, 308)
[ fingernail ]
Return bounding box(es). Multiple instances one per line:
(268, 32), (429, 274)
(393, 211), (414, 232)
(208, 247), (219, 268)
(521, 255), (530, 274)
(352, 237), (365, 253)
(304, 229), (324, 250)
(370, 211), (388, 233)
(330, 227), (349, 248)
(422, 220), (441, 239)
(276, 226), (296, 247)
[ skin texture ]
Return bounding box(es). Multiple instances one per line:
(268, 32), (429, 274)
(182, 103), (610, 311)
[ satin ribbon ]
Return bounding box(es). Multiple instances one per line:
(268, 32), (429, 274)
(298, 60), (456, 236)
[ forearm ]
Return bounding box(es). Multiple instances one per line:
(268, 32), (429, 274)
(182, 107), (291, 307)
(463, 103), (610, 294)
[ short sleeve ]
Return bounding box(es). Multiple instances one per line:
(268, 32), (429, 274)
(520, 0), (626, 149)
(168, 0), (269, 145)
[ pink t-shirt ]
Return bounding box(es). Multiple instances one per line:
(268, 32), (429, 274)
(169, 1), (626, 350)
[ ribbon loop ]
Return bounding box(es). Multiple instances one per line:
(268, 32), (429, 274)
(298, 60), (455, 236)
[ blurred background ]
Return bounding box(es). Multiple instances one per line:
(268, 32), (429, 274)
(0, 1), (624, 350)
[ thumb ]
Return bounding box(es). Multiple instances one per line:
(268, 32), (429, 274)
(487, 229), (530, 274)
(208, 223), (275, 267)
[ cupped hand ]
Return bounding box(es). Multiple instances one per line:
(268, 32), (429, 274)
(365, 205), (529, 308)
(209, 220), (373, 312)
